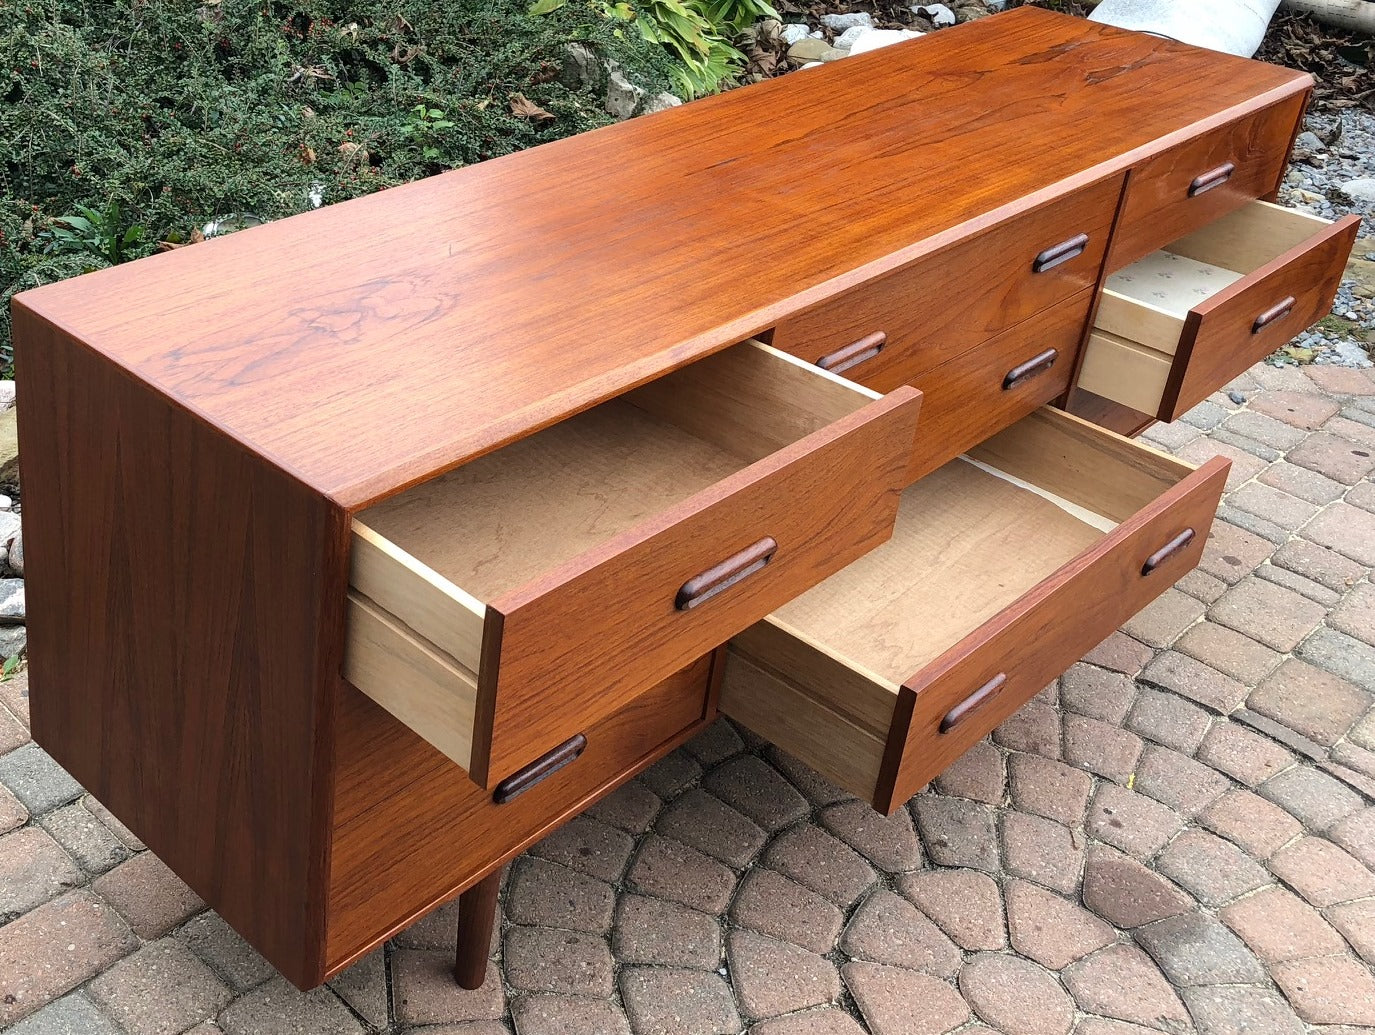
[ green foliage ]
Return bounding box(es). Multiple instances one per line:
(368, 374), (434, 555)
(531, 0), (776, 97)
(0, 0), (677, 374)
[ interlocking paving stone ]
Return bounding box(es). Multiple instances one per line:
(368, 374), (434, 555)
(0, 743), (82, 815)
(1288, 432), (1375, 485)
(841, 960), (970, 1035)
(1270, 836), (1375, 907)
(6, 992), (124, 1035)
(1132, 746), (1231, 818)
(92, 851), (205, 940)
(1197, 788), (1303, 859)
(327, 947), (387, 1030)
(1257, 560), (1343, 606)
(1248, 658), (1373, 746)
(625, 834), (736, 913)
(1195, 721), (1295, 787)
(763, 824), (875, 909)
(1249, 390), (1340, 429)
(1081, 846), (1191, 929)
(1219, 884), (1348, 963)
(87, 938), (233, 1035)
(38, 801), (131, 875)
(1306, 502), (1375, 567)
(1083, 631), (1155, 676)
(840, 889), (961, 978)
(1297, 625), (1375, 689)
(1178, 439), (1265, 490)
(1140, 651), (1249, 713)
(0, 670), (29, 727)
(0, 827), (81, 917)
(766, 746), (854, 807)
(727, 929), (839, 1019)
(1211, 578), (1327, 653)
(932, 740), (1005, 805)
(1273, 537), (1366, 592)
(509, 994), (630, 1035)
(703, 754), (809, 831)
(1121, 591), (1206, 651)
(1224, 409), (1308, 449)
(1084, 783), (1185, 860)
(504, 857), (614, 933)
(1133, 911), (1266, 986)
(1173, 621), (1282, 688)
(1327, 898), (1375, 965)
(1197, 519), (1274, 584)
(1059, 664), (1139, 722)
(1270, 955), (1375, 1026)
(613, 893), (720, 969)
(391, 951), (505, 1027)
(1125, 688), (1212, 753)
(219, 978), (366, 1034)
(1155, 828), (1272, 907)
(1000, 811), (1083, 894)
(751, 1007), (867, 1035)
(730, 868), (842, 954)
(637, 748), (702, 799)
(1331, 806), (1375, 868)
(1004, 879), (1113, 970)
(911, 795), (996, 872)
(82, 796), (143, 852)
(1259, 764), (1365, 832)
(685, 720), (745, 766)
(1175, 568), (1229, 605)
(1007, 753), (1092, 827)
(823, 799), (923, 871)
(527, 813), (634, 882)
(0, 781), (26, 834)
(502, 926), (613, 996)
(1332, 582), (1375, 645)
(958, 952), (1073, 1035)
(1181, 986), (1305, 1035)
(1230, 481), (1319, 531)
(1062, 943), (1190, 1031)
(0, 890), (138, 1027)
(0, 701), (27, 755)
(1063, 714), (1143, 783)
(897, 868), (1005, 950)
(620, 966), (740, 1035)
(657, 788), (767, 867)
(992, 699), (1062, 758)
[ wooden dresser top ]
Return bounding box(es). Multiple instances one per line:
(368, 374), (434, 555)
(17, 7), (1307, 508)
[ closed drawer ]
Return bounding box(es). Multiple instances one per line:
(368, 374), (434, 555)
(769, 174), (1124, 391)
(1109, 95), (1306, 270)
(1081, 201), (1360, 421)
(346, 339), (921, 788)
(720, 407), (1228, 814)
(906, 291), (1092, 483)
(327, 652), (716, 971)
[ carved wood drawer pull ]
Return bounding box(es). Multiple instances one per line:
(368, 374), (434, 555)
(1032, 233), (1090, 273)
(940, 673), (1008, 734)
(818, 332), (886, 374)
(1252, 296), (1297, 334)
(1141, 528), (1196, 577)
(676, 537), (778, 612)
(1002, 348), (1059, 390)
(493, 734), (588, 804)
(1188, 162), (1236, 197)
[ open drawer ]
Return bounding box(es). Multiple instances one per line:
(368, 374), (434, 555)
(1079, 201), (1360, 422)
(345, 339), (921, 788)
(720, 408), (1229, 814)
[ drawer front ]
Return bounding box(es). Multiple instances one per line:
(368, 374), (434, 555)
(1166, 213), (1361, 418)
(906, 292), (1092, 483)
(1109, 95), (1306, 270)
(327, 653), (717, 972)
(770, 174), (1124, 391)
(475, 386), (921, 787)
(877, 454), (1227, 811)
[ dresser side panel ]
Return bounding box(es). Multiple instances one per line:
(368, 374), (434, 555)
(14, 302), (347, 987)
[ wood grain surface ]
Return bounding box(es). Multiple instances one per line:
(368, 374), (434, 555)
(14, 306), (347, 987)
(325, 654), (716, 973)
(13, 7), (1308, 508)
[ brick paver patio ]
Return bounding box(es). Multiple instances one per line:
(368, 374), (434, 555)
(0, 361), (1373, 1034)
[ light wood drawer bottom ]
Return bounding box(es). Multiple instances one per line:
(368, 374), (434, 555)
(721, 407), (1229, 813)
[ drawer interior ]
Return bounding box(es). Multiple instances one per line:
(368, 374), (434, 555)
(1082, 201), (1337, 415)
(725, 408), (1197, 801)
(347, 338), (881, 771)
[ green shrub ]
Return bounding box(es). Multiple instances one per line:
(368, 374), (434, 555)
(0, 0), (677, 374)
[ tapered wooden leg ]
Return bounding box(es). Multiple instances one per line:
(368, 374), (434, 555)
(453, 869), (501, 989)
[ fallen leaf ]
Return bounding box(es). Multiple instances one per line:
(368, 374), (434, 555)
(509, 92), (556, 121)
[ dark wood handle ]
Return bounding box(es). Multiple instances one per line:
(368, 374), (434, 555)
(818, 332), (886, 374)
(676, 536), (777, 611)
(1141, 528), (1196, 576)
(1002, 348), (1059, 390)
(1032, 233), (1089, 273)
(939, 673), (1007, 734)
(1188, 161), (1236, 197)
(493, 734), (587, 804)
(1252, 296), (1297, 334)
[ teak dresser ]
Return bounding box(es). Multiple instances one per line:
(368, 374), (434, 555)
(13, 7), (1359, 990)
